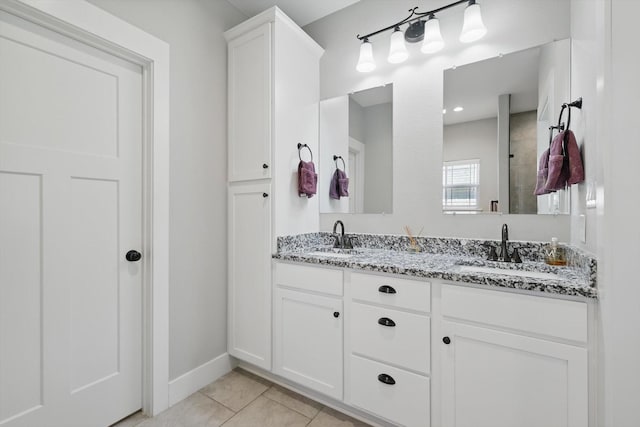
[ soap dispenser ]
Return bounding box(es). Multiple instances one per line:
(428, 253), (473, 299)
(545, 237), (567, 266)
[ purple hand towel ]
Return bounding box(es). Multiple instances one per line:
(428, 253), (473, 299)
(298, 160), (317, 198)
(564, 130), (585, 185)
(329, 168), (349, 200)
(545, 130), (584, 191)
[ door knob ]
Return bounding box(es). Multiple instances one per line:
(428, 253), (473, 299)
(443, 336), (451, 345)
(263, 193), (269, 198)
(263, 163), (269, 169)
(333, 312), (340, 318)
(126, 250), (142, 262)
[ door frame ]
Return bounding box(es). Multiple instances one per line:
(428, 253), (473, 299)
(0, 0), (171, 416)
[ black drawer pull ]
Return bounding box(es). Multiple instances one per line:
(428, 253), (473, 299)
(377, 373), (396, 385)
(378, 317), (396, 327)
(378, 285), (396, 294)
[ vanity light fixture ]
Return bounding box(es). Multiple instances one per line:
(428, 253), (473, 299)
(356, 0), (487, 72)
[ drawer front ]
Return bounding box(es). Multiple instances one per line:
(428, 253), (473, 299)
(274, 262), (343, 296)
(349, 355), (430, 427)
(441, 284), (588, 343)
(351, 302), (430, 374)
(350, 272), (430, 313)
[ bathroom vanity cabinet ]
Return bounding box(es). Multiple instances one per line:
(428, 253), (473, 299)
(224, 8), (323, 371)
(273, 263), (344, 400)
(268, 260), (591, 427)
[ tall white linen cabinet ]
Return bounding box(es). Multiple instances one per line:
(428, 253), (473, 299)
(224, 7), (323, 370)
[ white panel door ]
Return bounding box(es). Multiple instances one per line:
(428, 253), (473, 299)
(228, 183), (272, 370)
(274, 287), (343, 400)
(440, 321), (588, 427)
(0, 10), (142, 427)
(228, 23), (271, 182)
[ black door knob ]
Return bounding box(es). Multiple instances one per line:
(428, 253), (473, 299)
(443, 336), (451, 345)
(263, 193), (269, 198)
(263, 163), (269, 169)
(126, 250), (142, 262)
(333, 312), (340, 318)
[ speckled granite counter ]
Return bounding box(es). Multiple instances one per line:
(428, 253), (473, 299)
(273, 233), (598, 299)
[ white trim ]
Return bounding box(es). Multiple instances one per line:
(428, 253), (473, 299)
(168, 353), (237, 406)
(4, 0), (171, 416)
(223, 6), (324, 58)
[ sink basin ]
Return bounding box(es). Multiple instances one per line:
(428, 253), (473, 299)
(458, 265), (561, 280)
(308, 251), (353, 259)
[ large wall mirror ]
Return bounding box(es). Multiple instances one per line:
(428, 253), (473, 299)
(319, 84), (393, 214)
(443, 38), (571, 215)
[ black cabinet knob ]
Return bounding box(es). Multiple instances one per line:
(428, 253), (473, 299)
(263, 193), (269, 198)
(263, 163), (269, 169)
(378, 317), (396, 327)
(377, 373), (396, 385)
(443, 336), (451, 345)
(378, 285), (397, 294)
(333, 312), (340, 318)
(126, 250), (142, 262)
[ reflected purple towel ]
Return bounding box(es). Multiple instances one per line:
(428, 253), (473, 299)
(329, 168), (349, 200)
(534, 148), (552, 195)
(298, 160), (317, 197)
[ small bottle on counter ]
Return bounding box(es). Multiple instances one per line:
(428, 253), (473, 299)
(545, 237), (567, 266)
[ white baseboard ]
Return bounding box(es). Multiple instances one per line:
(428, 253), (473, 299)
(168, 352), (237, 406)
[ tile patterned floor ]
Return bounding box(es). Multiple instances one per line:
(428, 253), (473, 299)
(111, 368), (372, 427)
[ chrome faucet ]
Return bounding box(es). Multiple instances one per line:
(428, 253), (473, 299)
(499, 223), (511, 262)
(332, 220), (353, 249)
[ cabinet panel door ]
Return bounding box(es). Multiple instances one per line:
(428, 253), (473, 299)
(228, 23), (271, 182)
(228, 183), (271, 369)
(274, 287), (343, 400)
(440, 321), (587, 427)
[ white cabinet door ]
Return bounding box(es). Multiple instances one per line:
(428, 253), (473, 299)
(274, 287), (343, 400)
(228, 23), (272, 182)
(228, 183), (271, 369)
(440, 321), (588, 427)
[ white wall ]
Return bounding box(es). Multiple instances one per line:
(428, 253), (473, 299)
(319, 96), (349, 213)
(349, 97), (365, 142)
(363, 102), (393, 213)
(305, 0), (572, 241)
(444, 117), (498, 212)
(87, 0), (246, 381)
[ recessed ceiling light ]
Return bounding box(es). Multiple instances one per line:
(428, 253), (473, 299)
(443, 108), (447, 114)
(453, 106), (464, 112)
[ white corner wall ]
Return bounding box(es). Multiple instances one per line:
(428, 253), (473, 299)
(86, 0), (246, 381)
(305, 0), (573, 241)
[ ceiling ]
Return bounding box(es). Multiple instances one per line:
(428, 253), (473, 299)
(227, 0), (360, 27)
(443, 47), (541, 126)
(351, 84), (393, 108)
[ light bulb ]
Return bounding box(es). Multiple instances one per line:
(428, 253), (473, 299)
(421, 16), (444, 54)
(460, 1), (487, 43)
(356, 39), (376, 72)
(387, 27), (408, 64)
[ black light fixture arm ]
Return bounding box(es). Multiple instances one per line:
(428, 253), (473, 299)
(356, 0), (470, 41)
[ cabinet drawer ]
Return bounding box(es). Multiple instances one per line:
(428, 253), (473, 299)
(351, 302), (430, 374)
(351, 272), (430, 312)
(441, 284), (587, 343)
(275, 262), (343, 296)
(349, 355), (430, 427)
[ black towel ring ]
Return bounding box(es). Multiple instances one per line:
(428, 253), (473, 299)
(333, 155), (346, 170)
(297, 143), (313, 162)
(556, 97), (583, 132)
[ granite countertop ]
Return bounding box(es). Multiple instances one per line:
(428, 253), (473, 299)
(273, 246), (597, 299)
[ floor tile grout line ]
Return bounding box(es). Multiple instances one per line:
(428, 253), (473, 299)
(260, 391), (323, 420)
(197, 390), (238, 415)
